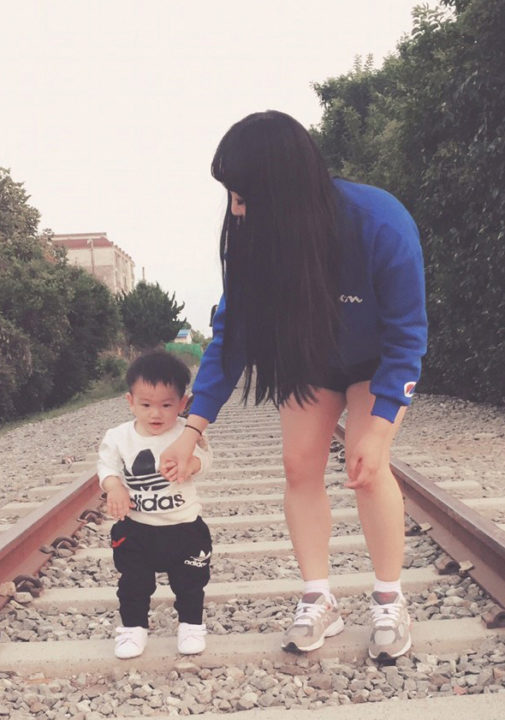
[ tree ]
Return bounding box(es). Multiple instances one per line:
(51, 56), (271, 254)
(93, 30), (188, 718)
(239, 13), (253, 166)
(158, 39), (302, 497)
(311, 0), (505, 405)
(47, 265), (122, 405)
(118, 281), (185, 349)
(0, 169), (71, 414)
(190, 328), (211, 352)
(0, 168), (122, 418)
(393, 0), (505, 402)
(0, 316), (31, 422)
(311, 54), (386, 179)
(0, 168), (40, 241)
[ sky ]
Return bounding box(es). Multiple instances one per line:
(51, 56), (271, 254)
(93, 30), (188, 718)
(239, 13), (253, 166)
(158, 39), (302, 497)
(1, 0), (438, 334)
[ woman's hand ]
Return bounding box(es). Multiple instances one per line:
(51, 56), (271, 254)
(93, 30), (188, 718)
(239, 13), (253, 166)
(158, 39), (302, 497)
(159, 430), (199, 483)
(344, 417), (391, 489)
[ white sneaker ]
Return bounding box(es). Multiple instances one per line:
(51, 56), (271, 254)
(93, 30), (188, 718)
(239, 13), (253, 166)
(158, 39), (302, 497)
(177, 622), (207, 654)
(114, 626), (148, 659)
(369, 592), (411, 660)
(281, 592), (344, 652)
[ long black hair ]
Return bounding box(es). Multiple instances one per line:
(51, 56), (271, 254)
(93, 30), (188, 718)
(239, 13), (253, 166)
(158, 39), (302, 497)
(212, 110), (345, 407)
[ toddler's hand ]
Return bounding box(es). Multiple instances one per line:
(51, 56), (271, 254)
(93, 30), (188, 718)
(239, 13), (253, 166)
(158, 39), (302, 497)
(106, 485), (133, 520)
(161, 459), (178, 483)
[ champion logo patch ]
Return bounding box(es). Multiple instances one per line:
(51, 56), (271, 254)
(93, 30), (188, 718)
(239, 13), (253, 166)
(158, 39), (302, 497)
(339, 294), (363, 304)
(404, 381), (416, 398)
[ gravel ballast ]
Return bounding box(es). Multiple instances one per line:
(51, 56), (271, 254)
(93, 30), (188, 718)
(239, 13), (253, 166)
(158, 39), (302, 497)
(0, 575), (498, 644)
(0, 392), (504, 508)
(0, 390), (504, 716)
(0, 643), (504, 717)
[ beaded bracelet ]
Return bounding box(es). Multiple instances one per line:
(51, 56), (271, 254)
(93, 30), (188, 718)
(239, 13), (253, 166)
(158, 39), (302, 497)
(185, 423), (203, 436)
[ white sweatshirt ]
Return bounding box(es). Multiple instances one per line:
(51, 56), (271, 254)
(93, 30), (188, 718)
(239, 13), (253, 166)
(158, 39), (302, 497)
(97, 417), (211, 526)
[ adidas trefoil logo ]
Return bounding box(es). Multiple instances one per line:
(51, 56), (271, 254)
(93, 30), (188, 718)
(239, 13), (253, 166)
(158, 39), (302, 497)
(184, 549), (212, 568)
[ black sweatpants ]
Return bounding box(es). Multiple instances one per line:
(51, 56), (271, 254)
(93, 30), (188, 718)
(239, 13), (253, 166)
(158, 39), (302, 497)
(111, 515), (212, 628)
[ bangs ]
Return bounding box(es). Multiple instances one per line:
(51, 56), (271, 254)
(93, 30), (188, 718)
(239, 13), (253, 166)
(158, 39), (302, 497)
(211, 110), (326, 208)
(211, 126), (249, 197)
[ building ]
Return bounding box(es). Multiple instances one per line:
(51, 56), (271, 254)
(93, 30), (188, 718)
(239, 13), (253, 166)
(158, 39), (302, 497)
(174, 328), (193, 344)
(51, 232), (135, 294)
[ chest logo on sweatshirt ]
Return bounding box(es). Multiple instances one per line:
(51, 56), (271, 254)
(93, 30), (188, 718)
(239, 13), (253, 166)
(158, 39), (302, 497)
(124, 449), (169, 491)
(339, 294), (363, 304)
(404, 382), (416, 398)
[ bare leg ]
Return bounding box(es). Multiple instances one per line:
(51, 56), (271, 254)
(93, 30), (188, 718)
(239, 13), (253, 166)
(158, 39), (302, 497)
(345, 382), (406, 581)
(280, 388), (346, 580)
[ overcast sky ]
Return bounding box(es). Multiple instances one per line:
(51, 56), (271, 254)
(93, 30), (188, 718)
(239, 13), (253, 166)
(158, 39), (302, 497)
(1, 1), (437, 333)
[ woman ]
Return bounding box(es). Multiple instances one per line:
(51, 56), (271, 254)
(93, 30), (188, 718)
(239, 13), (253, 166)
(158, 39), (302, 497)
(160, 110), (427, 660)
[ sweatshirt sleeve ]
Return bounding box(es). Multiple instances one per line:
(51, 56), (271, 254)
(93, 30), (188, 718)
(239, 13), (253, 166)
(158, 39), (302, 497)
(190, 294), (246, 422)
(97, 428), (125, 488)
(370, 215), (428, 423)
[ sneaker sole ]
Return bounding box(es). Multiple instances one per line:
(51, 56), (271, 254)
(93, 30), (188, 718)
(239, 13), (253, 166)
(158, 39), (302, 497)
(368, 633), (412, 661)
(115, 649), (145, 659)
(281, 616), (344, 653)
(177, 645), (206, 655)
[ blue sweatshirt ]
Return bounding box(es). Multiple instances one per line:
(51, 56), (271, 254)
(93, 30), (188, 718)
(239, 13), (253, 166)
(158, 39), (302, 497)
(191, 178), (427, 424)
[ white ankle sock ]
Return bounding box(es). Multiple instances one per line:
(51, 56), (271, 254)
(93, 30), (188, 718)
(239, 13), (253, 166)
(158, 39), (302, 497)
(304, 578), (332, 600)
(373, 577), (403, 596)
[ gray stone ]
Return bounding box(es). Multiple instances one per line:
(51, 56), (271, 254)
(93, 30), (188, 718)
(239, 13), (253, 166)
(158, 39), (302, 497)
(97, 702), (114, 715)
(309, 674), (332, 691)
(13, 592), (33, 605)
(174, 661), (199, 674)
(477, 668), (494, 685)
(258, 691), (277, 707)
(237, 691), (258, 710)
(352, 689), (369, 703)
(251, 675), (276, 691)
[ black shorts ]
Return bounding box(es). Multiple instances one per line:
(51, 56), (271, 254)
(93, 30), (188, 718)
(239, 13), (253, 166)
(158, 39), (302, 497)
(316, 357), (380, 394)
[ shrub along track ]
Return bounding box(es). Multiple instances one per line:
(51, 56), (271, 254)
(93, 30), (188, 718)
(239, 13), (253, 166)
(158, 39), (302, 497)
(0, 392), (504, 719)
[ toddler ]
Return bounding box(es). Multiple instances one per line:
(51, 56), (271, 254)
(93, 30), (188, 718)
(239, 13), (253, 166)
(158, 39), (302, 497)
(97, 349), (212, 658)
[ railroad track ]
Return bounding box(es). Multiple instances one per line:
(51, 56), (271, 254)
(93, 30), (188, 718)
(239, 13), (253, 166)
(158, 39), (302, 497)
(0, 392), (505, 719)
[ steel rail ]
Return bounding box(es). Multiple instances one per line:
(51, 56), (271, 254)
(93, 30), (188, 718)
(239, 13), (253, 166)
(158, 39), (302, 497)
(334, 422), (505, 609)
(0, 472), (102, 608)
(3, 428), (505, 616)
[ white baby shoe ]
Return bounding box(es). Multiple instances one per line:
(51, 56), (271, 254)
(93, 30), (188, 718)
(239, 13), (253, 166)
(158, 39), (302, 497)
(177, 622), (207, 654)
(114, 626), (148, 659)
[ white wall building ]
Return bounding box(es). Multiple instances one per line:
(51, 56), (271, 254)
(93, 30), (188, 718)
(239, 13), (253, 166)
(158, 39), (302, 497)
(174, 329), (193, 344)
(51, 233), (135, 294)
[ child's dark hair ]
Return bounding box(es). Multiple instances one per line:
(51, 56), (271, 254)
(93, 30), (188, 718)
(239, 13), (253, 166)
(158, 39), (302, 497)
(126, 349), (190, 398)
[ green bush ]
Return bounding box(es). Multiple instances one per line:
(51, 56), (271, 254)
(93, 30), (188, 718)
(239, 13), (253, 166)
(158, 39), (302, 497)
(12, 342), (57, 417)
(46, 266), (122, 407)
(97, 353), (129, 379)
(0, 315), (32, 423)
(164, 342), (203, 368)
(0, 168), (122, 420)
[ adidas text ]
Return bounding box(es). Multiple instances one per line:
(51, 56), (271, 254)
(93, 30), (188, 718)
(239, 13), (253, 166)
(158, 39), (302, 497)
(131, 492), (185, 512)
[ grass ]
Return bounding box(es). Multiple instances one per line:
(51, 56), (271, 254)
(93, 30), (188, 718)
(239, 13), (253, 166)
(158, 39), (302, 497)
(0, 375), (127, 436)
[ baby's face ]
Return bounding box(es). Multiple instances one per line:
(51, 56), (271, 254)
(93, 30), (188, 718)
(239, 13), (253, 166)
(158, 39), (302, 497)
(127, 380), (186, 436)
